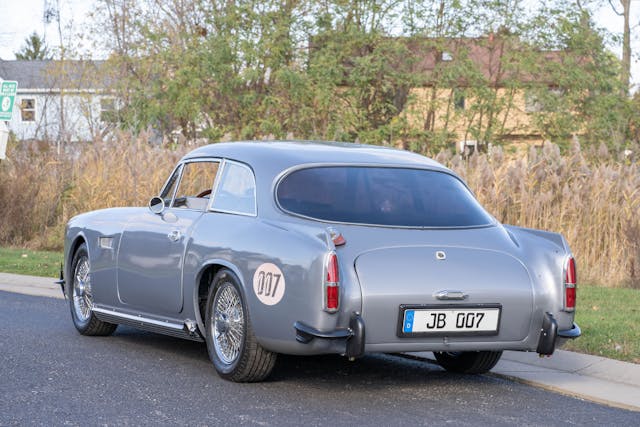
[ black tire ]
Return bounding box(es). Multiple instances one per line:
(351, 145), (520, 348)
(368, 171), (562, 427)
(68, 243), (117, 336)
(205, 269), (277, 382)
(434, 350), (502, 374)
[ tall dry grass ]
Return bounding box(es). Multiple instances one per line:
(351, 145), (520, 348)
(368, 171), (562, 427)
(0, 135), (638, 287)
(0, 132), (190, 250)
(437, 141), (640, 287)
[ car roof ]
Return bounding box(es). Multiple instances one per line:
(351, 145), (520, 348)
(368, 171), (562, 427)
(182, 141), (447, 171)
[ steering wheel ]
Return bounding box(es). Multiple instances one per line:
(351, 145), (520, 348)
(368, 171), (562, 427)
(196, 189), (212, 198)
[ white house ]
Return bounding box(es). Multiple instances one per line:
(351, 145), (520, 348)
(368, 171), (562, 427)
(0, 60), (116, 141)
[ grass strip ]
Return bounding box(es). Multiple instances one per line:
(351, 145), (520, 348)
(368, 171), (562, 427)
(0, 247), (63, 278)
(563, 285), (640, 363)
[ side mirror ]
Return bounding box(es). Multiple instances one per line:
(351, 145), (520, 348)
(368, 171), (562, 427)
(149, 196), (166, 214)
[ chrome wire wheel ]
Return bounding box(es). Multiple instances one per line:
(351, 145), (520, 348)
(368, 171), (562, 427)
(212, 282), (245, 365)
(72, 255), (93, 323)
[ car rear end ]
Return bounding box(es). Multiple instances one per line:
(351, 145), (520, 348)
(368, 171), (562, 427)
(276, 163), (579, 360)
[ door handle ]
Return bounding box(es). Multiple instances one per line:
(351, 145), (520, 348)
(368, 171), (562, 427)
(167, 230), (181, 242)
(434, 290), (468, 300)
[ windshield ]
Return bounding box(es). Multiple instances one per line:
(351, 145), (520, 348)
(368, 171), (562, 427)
(276, 166), (493, 227)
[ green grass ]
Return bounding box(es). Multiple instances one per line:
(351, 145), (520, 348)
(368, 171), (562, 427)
(563, 285), (640, 363)
(0, 247), (638, 363)
(0, 247), (63, 278)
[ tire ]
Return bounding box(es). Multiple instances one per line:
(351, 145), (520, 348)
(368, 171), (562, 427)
(205, 269), (277, 382)
(434, 351), (502, 374)
(68, 243), (117, 336)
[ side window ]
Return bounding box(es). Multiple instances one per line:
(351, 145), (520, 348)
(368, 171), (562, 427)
(172, 161), (220, 210)
(211, 161), (256, 216)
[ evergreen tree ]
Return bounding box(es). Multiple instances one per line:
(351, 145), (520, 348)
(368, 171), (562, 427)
(15, 32), (50, 60)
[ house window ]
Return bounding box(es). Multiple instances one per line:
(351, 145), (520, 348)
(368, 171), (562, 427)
(525, 92), (543, 113)
(100, 98), (117, 122)
(21, 99), (36, 122)
(525, 88), (564, 113)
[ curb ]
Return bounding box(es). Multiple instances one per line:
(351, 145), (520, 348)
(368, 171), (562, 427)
(403, 351), (640, 412)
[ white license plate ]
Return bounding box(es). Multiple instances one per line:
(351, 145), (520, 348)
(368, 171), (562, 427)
(402, 307), (500, 334)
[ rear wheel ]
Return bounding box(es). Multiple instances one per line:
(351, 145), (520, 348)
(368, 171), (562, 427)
(69, 243), (117, 336)
(434, 351), (502, 374)
(205, 269), (276, 382)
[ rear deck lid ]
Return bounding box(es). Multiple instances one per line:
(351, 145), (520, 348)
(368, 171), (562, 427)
(354, 246), (534, 344)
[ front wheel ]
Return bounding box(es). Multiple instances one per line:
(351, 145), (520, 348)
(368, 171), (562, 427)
(205, 269), (277, 382)
(69, 243), (117, 336)
(434, 351), (502, 374)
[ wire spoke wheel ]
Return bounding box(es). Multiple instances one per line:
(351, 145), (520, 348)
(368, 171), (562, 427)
(205, 269), (276, 382)
(68, 243), (117, 336)
(212, 282), (245, 365)
(72, 256), (93, 322)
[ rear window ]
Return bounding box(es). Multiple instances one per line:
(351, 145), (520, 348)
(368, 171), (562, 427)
(276, 166), (493, 227)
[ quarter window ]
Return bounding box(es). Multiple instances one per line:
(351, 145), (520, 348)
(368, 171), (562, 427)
(211, 161), (256, 216)
(20, 98), (36, 122)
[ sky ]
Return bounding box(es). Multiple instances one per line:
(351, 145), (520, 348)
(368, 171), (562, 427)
(0, 0), (639, 91)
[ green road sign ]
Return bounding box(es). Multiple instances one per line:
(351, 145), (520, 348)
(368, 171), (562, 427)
(0, 81), (18, 121)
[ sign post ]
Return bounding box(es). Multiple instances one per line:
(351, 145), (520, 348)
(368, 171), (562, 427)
(0, 80), (18, 160)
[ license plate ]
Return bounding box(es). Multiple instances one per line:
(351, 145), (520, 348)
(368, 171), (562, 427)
(398, 305), (501, 337)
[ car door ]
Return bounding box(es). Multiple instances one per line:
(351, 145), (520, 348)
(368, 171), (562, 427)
(117, 159), (220, 315)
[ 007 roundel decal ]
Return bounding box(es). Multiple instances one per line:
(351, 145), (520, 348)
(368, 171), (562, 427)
(253, 263), (286, 305)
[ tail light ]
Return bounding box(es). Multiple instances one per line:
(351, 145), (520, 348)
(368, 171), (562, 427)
(324, 251), (340, 313)
(564, 256), (577, 312)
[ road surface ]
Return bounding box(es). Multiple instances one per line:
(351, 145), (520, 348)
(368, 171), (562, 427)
(1, 291), (637, 426)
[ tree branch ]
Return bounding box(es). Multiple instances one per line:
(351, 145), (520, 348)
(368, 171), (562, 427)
(608, 0), (624, 16)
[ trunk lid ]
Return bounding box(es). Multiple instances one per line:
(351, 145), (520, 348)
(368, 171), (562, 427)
(354, 244), (533, 344)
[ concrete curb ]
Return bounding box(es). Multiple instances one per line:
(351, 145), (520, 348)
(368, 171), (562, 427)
(0, 272), (64, 299)
(403, 350), (640, 412)
(1, 272), (638, 412)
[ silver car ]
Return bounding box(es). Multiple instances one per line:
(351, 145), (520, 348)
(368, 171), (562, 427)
(60, 141), (580, 382)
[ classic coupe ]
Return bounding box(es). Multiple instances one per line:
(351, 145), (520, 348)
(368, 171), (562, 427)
(60, 141), (580, 382)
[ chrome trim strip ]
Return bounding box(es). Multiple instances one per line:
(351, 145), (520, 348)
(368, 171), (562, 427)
(92, 307), (184, 330)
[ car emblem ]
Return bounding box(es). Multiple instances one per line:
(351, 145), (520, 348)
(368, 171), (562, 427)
(435, 250), (446, 260)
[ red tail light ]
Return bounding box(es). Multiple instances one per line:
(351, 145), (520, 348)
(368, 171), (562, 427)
(564, 257), (577, 312)
(324, 252), (339, 312)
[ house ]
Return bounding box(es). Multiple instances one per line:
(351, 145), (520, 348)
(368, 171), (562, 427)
(310, 34), (583, 149)
(399, 35), (574, 148)
(0, 60), (115, 142)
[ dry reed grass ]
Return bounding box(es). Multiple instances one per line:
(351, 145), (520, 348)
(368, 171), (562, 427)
(0, 135), (638, 287)
(438, 141), (640, 287)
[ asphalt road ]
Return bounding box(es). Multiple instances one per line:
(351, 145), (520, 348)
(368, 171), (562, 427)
(1, 291), (637, 427)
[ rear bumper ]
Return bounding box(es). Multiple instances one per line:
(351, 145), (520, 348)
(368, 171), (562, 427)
(292, 313), (579, 357)
(536, 312), (581, 355)
(558, 322), (581, 339)
(294, 312), (365, 359)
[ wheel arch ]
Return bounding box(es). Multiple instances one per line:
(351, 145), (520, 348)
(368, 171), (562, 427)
(66, 234), (88, 288)
(194, 260), (247, 336)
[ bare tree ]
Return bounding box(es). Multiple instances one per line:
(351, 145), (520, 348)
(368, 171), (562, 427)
(607, 0), (632, 95)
